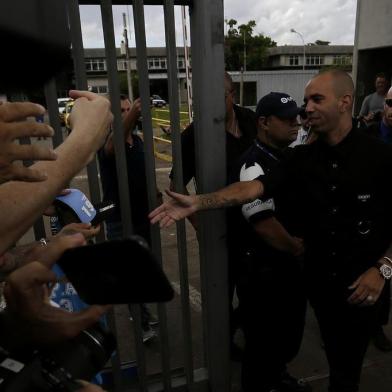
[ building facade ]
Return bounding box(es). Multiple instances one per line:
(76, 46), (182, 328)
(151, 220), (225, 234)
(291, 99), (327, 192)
(84, 47), (189, 101)
(266, 45), (353, 71)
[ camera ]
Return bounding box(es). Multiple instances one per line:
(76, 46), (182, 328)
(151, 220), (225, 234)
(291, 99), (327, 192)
(0, 323), (115, 391)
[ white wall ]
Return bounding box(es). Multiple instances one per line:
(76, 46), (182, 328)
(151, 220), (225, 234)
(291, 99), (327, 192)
(230, 70), (318, 106)
(356, 0), (392, 50)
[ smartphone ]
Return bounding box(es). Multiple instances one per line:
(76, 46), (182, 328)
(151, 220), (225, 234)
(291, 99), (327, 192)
(56, 236), (174, 305)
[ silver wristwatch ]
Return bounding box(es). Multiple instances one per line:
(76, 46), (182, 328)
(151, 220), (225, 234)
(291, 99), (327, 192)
(377, 260), (392, 280)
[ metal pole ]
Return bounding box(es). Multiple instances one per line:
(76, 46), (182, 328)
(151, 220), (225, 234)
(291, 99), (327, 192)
(123, 12), (134, 101)
(132, 1), (172, 390)
(66, 0), (103, 209)
(100, 2), (145, 391)
(189, 0), (230, 390)
(164, 0), (194, 388)
(240, 67), (244, 107)
(290, 28), (305, 70)
(181, 5), (193, 122)
(243, 30), (247, 72)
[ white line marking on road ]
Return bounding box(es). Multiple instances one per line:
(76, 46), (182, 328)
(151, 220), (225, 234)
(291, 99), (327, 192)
(170, 281), (202, 313)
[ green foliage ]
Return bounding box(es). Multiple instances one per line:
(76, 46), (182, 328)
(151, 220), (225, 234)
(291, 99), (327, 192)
(224, 19), (276, 71)
(118, 71), (139, 98)
(314, 40), (330, 46)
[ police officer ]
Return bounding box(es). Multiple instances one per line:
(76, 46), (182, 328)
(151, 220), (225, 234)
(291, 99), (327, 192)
(150, 70), (392, 392)
(227, 93), (310, 392)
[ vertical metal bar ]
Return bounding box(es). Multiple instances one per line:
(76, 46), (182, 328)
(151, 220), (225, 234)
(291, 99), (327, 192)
(67, 2), (124, 391)
(100, 2), (150, 392)
(352, 0), (362, 112)
(44, 79), (64, 148)
(163, 0), (194, 388)
(181, 5), (193, 122)
(189, 1), (230, 391)
(66, 0), (103, 208)
(132, 1), (172, 391)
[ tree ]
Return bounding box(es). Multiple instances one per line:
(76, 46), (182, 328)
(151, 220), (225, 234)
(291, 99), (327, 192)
(224, 19), (276, 71)
(314, 40), (330, 46)
(118, 71), (139, 98)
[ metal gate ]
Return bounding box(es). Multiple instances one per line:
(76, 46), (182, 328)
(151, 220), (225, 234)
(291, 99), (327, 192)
(21, 0), (231, 391)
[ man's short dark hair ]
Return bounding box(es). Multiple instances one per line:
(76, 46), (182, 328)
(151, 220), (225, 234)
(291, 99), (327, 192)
(375, 72), (387, 80)
(120, 94), (129, 101)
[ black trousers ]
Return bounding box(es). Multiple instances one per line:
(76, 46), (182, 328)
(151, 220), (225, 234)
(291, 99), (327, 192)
(237, 252), (307, 392)
(308, 279), (385, 392)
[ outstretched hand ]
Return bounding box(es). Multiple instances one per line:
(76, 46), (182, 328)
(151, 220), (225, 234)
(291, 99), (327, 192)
(149, 189), (198, 228)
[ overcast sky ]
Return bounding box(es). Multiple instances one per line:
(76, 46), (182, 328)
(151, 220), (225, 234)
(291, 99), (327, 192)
(79, 0), (357, 48)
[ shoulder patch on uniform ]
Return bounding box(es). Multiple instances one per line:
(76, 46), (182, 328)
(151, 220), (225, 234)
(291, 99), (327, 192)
(239, 162), (264, 182)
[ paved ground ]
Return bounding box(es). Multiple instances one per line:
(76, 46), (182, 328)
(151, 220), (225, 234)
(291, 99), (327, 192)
(19, 132), (392, 391)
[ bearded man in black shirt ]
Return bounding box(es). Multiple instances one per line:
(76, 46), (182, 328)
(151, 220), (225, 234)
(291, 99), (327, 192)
(151, 70), (392, 392)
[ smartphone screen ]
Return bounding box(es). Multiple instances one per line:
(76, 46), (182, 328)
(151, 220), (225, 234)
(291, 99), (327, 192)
(56, 237), (174, 305)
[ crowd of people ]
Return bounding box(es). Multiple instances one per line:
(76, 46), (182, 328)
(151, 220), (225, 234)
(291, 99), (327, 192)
(0, 91), (113, 391)
(1, 48), (391, 392)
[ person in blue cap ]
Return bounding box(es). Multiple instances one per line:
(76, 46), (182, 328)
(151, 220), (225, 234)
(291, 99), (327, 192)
(225, 92), (310, 392)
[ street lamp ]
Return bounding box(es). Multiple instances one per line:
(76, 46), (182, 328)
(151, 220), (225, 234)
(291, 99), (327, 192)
(290, 28), (305, 71)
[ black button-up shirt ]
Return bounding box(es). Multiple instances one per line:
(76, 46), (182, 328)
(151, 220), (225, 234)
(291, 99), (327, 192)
(259, 128), (392, 287)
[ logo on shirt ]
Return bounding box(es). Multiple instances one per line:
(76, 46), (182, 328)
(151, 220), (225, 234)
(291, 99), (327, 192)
(240, 162), (264, 182)
(357, 194), (371, 202)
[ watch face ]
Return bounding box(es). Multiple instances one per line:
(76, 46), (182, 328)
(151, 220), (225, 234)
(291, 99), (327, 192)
(380, 264), (392, 279)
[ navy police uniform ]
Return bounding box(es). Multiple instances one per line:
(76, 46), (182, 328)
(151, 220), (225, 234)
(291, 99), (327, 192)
(257, 128), (392, 392)
(228, 140), (307, 392)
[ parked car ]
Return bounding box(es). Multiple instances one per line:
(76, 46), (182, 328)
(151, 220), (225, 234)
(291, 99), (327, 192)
(150, 95), (167, 108)
(57, 97), (73, 125)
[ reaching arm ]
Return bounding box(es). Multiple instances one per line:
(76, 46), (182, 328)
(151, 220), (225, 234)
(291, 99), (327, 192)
(104, 98), (141, 156)
(253, 217), (304, 257)
(0, 91), (112, 255)
(149, 179), (263, 228)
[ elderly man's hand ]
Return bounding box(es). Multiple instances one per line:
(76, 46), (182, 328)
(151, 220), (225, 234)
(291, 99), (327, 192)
(0, 101), (57, 184)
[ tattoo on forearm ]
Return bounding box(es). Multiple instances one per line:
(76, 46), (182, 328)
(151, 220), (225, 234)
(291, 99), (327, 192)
(198, 194), (253, 210)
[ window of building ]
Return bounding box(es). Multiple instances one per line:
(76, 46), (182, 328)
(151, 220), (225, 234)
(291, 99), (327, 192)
(332, 55), (352, 65)
(117, 60), (128, 70)
(85, 59), (106, 72)
(90, 85), (108, 94)
(306, 55), (324, 65)
(177, 58), (185, 68)
(148, 57), (167, 70)
(289, 55), (299, 66)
